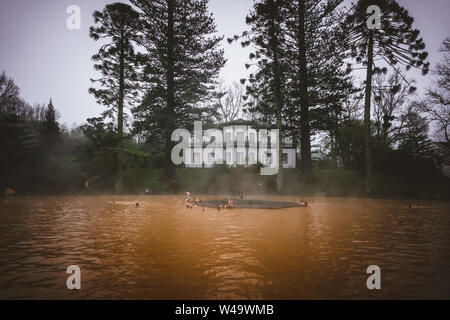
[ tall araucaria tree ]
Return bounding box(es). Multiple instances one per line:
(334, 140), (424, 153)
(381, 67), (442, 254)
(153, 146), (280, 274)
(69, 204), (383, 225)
(233, 0), (289, 191)
(344, 0), (429, 194)
(89, 2), (141, 194)
(131, 0), (226, 187)
(239, 0), (353, 186)
(284, 0), (352, 180)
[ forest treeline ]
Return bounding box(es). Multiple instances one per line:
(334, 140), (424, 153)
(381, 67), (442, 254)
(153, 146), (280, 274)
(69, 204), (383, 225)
(0, 0), (449, 198)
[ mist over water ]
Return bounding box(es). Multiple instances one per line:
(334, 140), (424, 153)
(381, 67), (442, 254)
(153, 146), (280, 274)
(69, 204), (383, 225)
(0, 195), (449, 299)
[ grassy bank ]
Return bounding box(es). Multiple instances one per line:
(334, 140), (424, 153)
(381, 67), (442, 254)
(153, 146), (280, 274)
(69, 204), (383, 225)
(121, 167), (450, 200)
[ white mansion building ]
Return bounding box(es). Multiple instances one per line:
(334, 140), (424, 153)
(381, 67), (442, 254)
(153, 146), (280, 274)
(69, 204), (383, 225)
(182, 121), (297, 169)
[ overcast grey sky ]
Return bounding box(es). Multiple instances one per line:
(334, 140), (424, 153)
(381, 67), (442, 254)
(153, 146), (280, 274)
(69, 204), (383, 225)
(0, 0), (449, 126)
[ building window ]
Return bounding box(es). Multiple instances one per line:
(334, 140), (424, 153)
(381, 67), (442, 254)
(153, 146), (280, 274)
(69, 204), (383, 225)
(237, 152), (244, 164)
(193, 152), (201, 164)
(283, 153), (288, 165)
(237, 132), (244, 143)
(249, 132), (256, 144)
(208, 153), (215, 164)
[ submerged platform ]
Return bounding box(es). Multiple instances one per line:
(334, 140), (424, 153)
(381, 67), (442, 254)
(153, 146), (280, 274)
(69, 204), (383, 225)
(199, 199), (305, 209)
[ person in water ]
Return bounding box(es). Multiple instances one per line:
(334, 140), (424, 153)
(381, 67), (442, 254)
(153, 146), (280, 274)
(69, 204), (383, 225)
(408, 204), (425, 209)
(227, 198), (234, 208)
(5, 188), (15, 196)
(297, 200), (308, 207)
(185, 201), (193, 209)
(184, 192), (192, 208)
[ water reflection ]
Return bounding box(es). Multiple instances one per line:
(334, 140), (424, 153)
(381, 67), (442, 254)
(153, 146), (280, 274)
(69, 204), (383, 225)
(0, 196), (449, 299)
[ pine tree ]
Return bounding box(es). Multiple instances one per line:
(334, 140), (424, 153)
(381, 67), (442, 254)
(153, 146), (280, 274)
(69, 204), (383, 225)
(235, 0), (288, 191)
(38, 98), (61, 159)
(41, 99), (60, 139)
(284, 0), (353, 180)
(344, 0), (429, 194)
(89, 2), (141, 194)
(131, 0), (226, 187)
(239, 0), (353, 185)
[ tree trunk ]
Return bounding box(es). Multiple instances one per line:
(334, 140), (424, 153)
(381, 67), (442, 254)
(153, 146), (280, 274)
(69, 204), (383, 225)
(445, 124), (449, 144)
(164, 0), (177, 187)
(330, 131), (338, 168)
(276, 107), (283, 192)
(269, 0), (284, 192)
(116, 32), (125, 195)
(364, 31), (374, 195)
(298, 0), (313, 180)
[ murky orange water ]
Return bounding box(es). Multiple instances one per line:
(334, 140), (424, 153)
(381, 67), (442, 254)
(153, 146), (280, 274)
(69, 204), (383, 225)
(0, 195), (449, 299)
